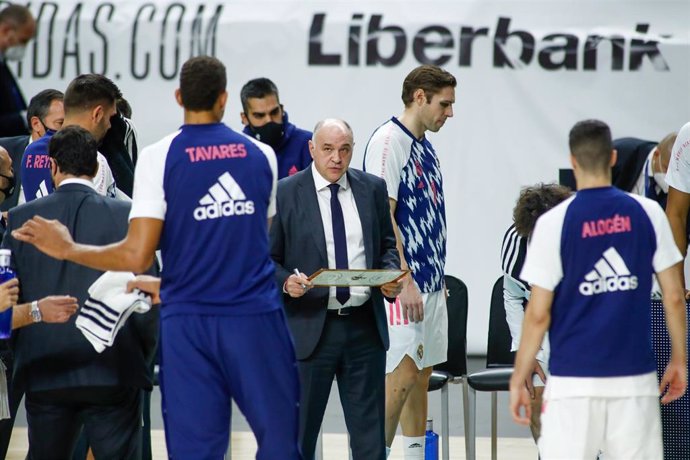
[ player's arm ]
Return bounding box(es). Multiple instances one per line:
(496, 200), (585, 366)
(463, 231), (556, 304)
(510, 285), (553, 425)
(666, 186), (690, 258)
(12, 216), (163, 273)
(12, 296), (79, 329)
(656, 265), (688, 404)
(389, 198), (424, 322)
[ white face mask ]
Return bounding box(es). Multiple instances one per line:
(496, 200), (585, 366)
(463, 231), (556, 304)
(654, 172), (669, 194)
(4, 44), (26, 61)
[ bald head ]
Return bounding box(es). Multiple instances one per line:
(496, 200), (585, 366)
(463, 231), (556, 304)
(309, 118), (354, 183)
(0, 146), (14, 201)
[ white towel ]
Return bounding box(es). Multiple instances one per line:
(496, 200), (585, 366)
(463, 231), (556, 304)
(76, 271), (151, 353)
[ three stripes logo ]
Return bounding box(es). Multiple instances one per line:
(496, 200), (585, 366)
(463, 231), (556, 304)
(193, 172), (255, 221)
(35, 180), (49, 200)
(578, 247), (638, 296)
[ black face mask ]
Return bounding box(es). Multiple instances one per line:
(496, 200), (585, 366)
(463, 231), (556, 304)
(249, 122), (284, 150)
(0, 173), (15, 199)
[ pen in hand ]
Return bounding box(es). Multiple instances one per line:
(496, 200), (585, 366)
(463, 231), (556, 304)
(293, 269), (307, 290)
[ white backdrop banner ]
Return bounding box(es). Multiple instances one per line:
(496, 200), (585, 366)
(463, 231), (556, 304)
(7, 0), (690, 353)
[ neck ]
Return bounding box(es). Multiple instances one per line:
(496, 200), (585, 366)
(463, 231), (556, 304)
(55, 174), (92, 188)
(184, 110), (221, 125)
(575, 174), (611, 190)
(398, 109), (425, 140)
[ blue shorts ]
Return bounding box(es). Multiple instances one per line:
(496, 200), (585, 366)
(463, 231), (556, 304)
(159, 308), (301, 459)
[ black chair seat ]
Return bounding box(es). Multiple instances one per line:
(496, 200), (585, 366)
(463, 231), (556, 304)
(428, 371), (451, 392)
(467, 367), (513, 392)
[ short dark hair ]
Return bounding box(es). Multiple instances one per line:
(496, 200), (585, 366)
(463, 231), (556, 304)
(513, 183), (572, 239)
(63, 74), (121, 116)
(116, 97), (132, 119)
(569, 119), (613, 173)
(402, 65), (456, 107)
(179, 56), (227, 111)
(48, 125), (98, 177)
(240, 78), (279, 113)
(26, 89), (63, 127)
(0, 4), (33, 27)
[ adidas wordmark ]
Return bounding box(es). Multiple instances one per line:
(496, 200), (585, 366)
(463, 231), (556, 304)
(193, 172), (255, 221)
(578, 247), (638, 296)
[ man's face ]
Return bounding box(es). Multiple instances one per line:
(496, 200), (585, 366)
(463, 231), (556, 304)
(309, 123), (353, 183)
(1, 18), (35, 53)
(0, 147), (14, 200)
(242, 94), (283, 127)
(419, 86), (455, 133)
(90, 102), (117, 142)
(32, 99), (64, 139)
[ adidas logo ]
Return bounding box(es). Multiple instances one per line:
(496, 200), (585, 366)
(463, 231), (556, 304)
(35, 180), (49, 199)
(578, 247), (638, 296)
(193, 172), (255, 221)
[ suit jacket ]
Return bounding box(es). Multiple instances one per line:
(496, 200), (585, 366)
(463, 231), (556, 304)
(2, 183), (158, 392)
(612, 137), (657, 192)
(0, 60), (27, 138)
(270, 167), (399, 360)
(0, 134), (29, 211)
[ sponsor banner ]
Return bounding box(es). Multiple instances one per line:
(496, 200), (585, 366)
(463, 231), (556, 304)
(8, 0), (689, 352)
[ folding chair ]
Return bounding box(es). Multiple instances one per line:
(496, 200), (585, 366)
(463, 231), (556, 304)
(466, 276), (515, 460)
(428, 275), (472, 460)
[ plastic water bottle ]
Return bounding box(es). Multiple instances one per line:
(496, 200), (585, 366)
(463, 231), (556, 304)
(425, 418), (439, 460)
(0, 250), (14, 338)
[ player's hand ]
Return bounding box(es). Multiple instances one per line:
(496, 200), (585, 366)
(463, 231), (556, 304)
(12, 216), (74, 260)
(38, 295), (79, 323)
(399, 275), (423, 322)
(524, 360), (547, 399)
(0, 278), (18, 310)
(127, 275), (162, 304)
(510, 375), (532, 425)
(285, 273), (312, 298)
(659, 359), (687, 404)
(380, 279), (403, 298)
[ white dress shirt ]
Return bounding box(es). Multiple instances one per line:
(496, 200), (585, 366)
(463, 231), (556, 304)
(311, 164), (370, 308)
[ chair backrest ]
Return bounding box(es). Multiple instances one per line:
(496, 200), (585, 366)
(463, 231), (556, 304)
(486, 276), (516, 368)
(433, 275), (469, 376)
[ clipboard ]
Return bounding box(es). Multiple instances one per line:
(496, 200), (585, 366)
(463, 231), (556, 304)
(307, 268), (409, 287)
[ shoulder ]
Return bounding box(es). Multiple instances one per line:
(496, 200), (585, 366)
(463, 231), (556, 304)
(277, 167), (308, 192)
(141, 130), (182, 158)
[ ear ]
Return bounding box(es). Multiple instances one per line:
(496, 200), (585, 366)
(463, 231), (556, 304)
(413, 88), (426, 106)
(174, 89), (183, 108)
(91, 105), (104, 124)
(49, 157), (58, 176)
(308, 139), (315, 159)
(217, 90), (228, 111)
(240, 112), (249, 126)
(609, 149), (617, 167)
(29, 116), (43, 134)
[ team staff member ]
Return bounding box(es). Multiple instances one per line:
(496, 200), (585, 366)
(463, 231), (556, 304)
(271, 119), (401, 459)
(665, 122), (690, 277)
(11, 56), (301, 460)
(364, 64), (456, 459)
(510, 119), (687, 459)
(241, 77), (312, 178)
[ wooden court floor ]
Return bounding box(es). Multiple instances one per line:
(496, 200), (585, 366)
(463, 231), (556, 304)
(6, 429), (538, 459)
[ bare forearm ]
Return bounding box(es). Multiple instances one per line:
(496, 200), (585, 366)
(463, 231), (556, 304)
(11, 303), (32, 329)
(664, 287), (688, 363)
(669, 214), (688, 258)
(514, 308), (550, 380)
(67, 241), (154, 273)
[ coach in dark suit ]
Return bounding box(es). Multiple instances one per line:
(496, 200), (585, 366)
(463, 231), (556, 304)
(0, 4), (35, 137)
(270, 118), (401, 460)
(2, 126), (157, 459)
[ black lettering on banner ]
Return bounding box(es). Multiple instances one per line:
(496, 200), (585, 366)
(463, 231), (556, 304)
(308, 13), (341, 65)
(190, 4), (223, 57)
(629, 23), (669, 71)
(583, 34), (625, 71)
(160, 3), (185, 80)
(493, 17), (535, 68)
(91, 3), (114, 75)
(348, 13), (364, 65)
(459, 26), (489, 67)
(366, 14), (406, 66)
(413, 25), (453, 66)
(32, 2), (58, 78)
(60, 3), (82, 78)
(131, 3), (155, 80)
(538, 33), (578, 70)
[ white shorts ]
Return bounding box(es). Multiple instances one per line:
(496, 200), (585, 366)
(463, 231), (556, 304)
(539, 395), (662, 459)
(385, 290), (448, 374)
